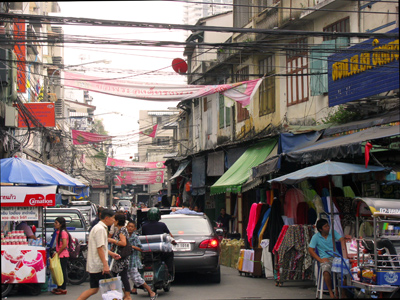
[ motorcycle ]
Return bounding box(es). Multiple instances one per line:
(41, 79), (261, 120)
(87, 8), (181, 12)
(139, 251), (172, 294)
(214, 221), (226, 241)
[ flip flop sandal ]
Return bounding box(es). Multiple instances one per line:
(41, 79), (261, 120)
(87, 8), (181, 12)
(130, 290), (137, 294)
(150, 293), (158, 300)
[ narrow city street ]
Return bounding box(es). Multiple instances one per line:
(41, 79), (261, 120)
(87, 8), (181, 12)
(3, 266), (317, 300)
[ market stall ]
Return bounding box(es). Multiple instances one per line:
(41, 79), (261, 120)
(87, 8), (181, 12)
(1, 156), (85, 297)
(1, 185), (56, 295)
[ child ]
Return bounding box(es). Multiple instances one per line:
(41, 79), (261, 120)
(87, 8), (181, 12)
(126, 221), (157, 300)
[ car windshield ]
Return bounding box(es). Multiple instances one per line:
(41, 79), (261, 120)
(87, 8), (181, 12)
(45, 212), (84, 229)
(161, 217), (212, 235)
(118, 200), (131, 206)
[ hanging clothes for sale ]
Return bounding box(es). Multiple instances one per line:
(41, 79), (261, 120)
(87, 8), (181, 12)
(324, 196), (344, 237)
(284, 188), (305, 224)
(264, 197), (284, 253)
(246, 203), (259, 246)
(252, 203), (269, 248)
(272, 225), (315, 283)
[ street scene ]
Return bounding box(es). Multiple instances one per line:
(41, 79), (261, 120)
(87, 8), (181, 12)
(1, 1), (399, 300)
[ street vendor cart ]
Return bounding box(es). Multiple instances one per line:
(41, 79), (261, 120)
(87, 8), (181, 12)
(1, 185), (57, 297)
(351, 197), (400, 298)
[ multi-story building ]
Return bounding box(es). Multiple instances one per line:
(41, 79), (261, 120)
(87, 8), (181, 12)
(171, 0), (399, 236)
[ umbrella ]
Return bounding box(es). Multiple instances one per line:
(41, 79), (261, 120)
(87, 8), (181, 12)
(268, 160), (389, 251)
(1, 157), (85, 187)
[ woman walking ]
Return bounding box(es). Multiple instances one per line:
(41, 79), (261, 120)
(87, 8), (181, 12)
(108, 213), (132, 300)
(51, 217), (70, 295)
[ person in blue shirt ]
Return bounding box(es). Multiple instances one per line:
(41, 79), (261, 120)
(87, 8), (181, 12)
(309, 219), (348, 299)
(170, 201), (203, 215)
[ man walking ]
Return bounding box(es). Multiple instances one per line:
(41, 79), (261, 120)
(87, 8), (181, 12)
(77, 209), (121, 300)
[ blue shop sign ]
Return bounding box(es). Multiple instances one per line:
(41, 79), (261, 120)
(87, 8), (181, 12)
(328, 28), (399, 106)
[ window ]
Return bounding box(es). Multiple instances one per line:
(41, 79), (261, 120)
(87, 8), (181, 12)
(45, 212), (84, 229)
(154, 137), (170, 146)
(219, 93), (231, 128)
(236, 67), (250, 121)
(203, 97), (208, 112)
(234, 0), (252, 28)
(259, 55), (275, 116)
(323, 17), (350, 41)
(310, 37), (349, 96)
(286, 38), (309, 106)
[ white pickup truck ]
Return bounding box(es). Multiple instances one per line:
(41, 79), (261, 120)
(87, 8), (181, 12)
(36, 207), (89, 246)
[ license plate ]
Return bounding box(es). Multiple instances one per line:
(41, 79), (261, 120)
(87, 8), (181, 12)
(173, 242), (191, 251)
(144, 271), (154, 281)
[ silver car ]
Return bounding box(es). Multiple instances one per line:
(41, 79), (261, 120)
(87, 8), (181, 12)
(160, 213), (221, 283)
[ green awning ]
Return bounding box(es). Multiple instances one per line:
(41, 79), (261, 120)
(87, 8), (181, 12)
(210, 138), (278, 195)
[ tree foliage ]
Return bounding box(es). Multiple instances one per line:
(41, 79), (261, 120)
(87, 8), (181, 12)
(322, 105), (358, 124)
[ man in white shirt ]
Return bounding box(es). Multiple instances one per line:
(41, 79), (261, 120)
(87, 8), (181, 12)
(77, 209), (121, 300)
(130, 203), (138, 222)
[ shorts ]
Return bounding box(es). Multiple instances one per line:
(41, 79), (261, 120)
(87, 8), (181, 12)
(89, 272), (111, 289)
(128, 267), (145, 287)
(320, 257), (334, 275)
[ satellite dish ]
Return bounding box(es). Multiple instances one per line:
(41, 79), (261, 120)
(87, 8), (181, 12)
(172, 58), (188, 74)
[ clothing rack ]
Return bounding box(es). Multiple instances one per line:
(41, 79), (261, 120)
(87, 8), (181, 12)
(272, 224), (315, 287)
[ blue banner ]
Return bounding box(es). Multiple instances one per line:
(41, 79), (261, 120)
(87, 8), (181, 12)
(328, 28), (399, 106)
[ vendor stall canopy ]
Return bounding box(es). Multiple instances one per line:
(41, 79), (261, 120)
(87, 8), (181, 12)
(268, 160), (389, 185)
(210, 138), (278, 195)
(0, 157), (85, 186)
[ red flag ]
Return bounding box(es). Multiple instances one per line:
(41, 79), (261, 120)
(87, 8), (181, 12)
(140, 124), (158, 138)
(365, 142), (373, 168)
(72, 129), (114, 145)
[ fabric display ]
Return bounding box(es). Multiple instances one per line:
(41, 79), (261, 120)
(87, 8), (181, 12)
(260, 239), (274, 278)
(272, 225), (315, 282)
(246, 203), (259, 247)
(102, 291), (123, 300)
(252, 203), (269, 248)
(139, 233), (173, 252)
(237, 249), (255, 273)
(257, 207), (271, 248)
(322, 196), (344, 237)
(284, 188), (305, 224)
(264, 197), (284, 253)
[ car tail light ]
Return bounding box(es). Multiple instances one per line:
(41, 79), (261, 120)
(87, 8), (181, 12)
(199, 238), (219, 249)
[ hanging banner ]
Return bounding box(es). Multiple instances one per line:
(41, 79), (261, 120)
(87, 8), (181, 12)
(115, 173), (164, 185)
(64, 72), (263, 107)
(0, 186), (56, 207)
(72, 129), (114, 145)
(106, 157), (165, 169)
(1, 207), (39, 221)
(14, 19), (26, 93)
(120, 170), (164, 181)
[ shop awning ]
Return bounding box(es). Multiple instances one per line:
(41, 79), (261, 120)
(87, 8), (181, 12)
(58, 189), (79, 196)
(285, 124), (400, 164)
(169, 160), (190, 181)
(210, 138), (278, 195)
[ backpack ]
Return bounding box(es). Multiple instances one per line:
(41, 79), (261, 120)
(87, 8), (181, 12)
(68, 236), (81, 259)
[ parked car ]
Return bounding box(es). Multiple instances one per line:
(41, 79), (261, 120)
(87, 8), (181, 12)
(67, 200), (97, 224)
(160, 213), (221, 283)
(36, 208), (89, 246)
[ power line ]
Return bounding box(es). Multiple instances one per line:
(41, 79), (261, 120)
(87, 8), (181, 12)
(0, 12), (397, 40)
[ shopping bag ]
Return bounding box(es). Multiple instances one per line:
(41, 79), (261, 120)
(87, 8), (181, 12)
(99, 276), (123, 300)
(49, 253), (64, 287)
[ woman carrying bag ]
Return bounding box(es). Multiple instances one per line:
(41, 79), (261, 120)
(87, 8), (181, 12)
(108, 213), (132, 300)
(51, 217), (71, 295)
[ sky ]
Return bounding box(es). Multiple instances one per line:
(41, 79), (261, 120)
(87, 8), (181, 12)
(53, 1), (188, 160)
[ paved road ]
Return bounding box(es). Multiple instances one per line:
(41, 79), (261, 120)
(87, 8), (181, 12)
(3, 266), (319, 300)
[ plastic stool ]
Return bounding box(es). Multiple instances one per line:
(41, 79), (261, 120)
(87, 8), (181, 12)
(315, 263), (336, 299)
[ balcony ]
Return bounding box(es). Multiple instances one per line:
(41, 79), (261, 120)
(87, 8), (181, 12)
(300, 0), (344, 20)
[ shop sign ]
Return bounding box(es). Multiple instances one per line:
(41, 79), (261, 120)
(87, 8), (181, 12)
(17, 102), (56, 128)
(328, 28), (399, 106)
(0, 186), (56, 207)
(1, 207), (39, 221)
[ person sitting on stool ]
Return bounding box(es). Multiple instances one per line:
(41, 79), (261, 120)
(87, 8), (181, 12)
(308, 219), (348, 299)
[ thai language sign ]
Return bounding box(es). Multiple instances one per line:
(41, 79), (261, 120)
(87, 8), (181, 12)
(106, 157), (165, 169)
(1, 207), (39, 221)
(328, 28), (399, 106)
(17, 102), (56, 128)
(0, 186), (56, 207)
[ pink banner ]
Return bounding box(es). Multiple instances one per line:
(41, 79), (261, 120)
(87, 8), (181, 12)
(115, 174), (164, 185)
(64, 72), (263, 107)
(72, 129), (113, 145)
(106, 157), (165, 169)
